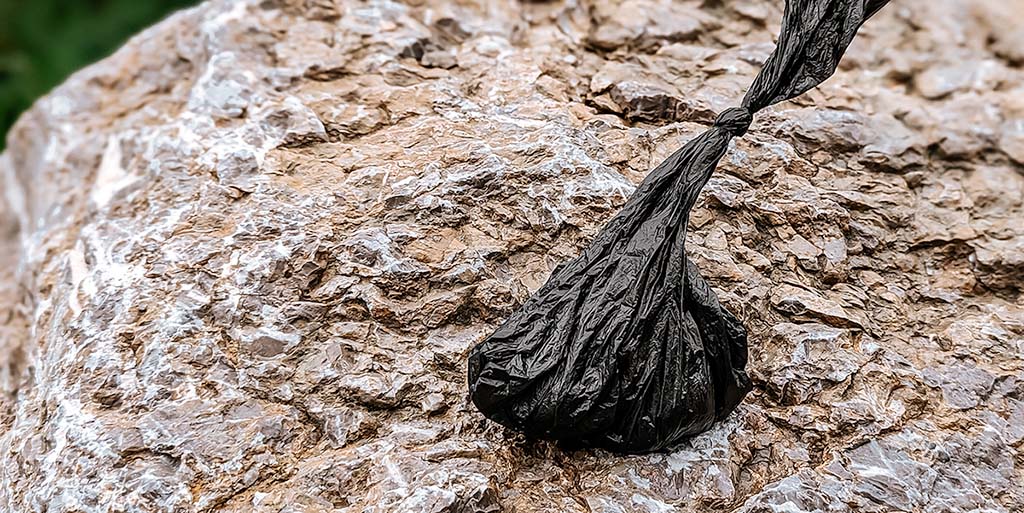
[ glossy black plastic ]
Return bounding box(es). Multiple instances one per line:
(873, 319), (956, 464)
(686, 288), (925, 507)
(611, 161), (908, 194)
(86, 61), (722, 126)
(468, 0), (890, 453)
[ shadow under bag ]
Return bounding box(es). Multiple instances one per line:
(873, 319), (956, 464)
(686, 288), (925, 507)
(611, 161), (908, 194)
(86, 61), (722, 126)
(468, 0), (890, 453)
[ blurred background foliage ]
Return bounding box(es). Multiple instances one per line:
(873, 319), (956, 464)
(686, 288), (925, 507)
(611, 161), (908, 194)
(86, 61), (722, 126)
(0, 0), (196, 149)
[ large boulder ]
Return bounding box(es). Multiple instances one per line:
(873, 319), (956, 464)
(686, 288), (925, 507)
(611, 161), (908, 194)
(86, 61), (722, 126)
(1, 0), (1022, 511)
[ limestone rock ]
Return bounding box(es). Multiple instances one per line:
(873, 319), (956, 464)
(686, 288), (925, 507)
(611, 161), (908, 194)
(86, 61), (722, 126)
(1, 0), (1023, 512)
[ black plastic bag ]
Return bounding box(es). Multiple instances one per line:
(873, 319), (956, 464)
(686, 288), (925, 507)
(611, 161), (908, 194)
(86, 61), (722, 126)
(468, 0), (890, 453)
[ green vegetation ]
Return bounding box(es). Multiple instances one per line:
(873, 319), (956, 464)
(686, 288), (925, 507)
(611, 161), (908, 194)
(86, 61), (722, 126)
(0, 0), (195, 149)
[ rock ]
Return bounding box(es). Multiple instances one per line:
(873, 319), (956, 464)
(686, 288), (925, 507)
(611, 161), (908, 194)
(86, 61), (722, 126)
(774, 108), (872, 154)
(587, 0), (718, 51)
(971, 0), (1024, 65)
(915, 64), (971, 99)
(922, 361), (996, 410)
(738, 427), (1017, 513)
(590, 62), (693, 122)
(925, 94), (1002, 158)
(999, 118), (1024, 164)
(971, 236), (1024, 292)
(913, 61), (1004, 100)
(783, 235), (822, 271)
(1, 0), (1023, 512)
(964, 165), (1024, 211)
(857, 113), (926, 171)
(770, 284), (866, 329)
(752, 323), (870, 405)
(822, 237), (847, 266)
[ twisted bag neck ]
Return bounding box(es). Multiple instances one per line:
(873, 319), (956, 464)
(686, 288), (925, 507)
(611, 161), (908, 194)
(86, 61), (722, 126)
(713, 107), (753, 137)
(715, 0), (887, 141)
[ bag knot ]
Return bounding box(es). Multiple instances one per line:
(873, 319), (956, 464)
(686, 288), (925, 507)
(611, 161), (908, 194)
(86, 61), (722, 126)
(714, 107), (752, 137)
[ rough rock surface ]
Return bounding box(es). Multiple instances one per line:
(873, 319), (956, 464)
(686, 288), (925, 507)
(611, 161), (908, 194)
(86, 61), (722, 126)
(1, 0), (1022, 511)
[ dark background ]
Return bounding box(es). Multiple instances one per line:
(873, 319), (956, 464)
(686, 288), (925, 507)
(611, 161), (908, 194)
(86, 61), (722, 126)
(0, 0), (196, 150)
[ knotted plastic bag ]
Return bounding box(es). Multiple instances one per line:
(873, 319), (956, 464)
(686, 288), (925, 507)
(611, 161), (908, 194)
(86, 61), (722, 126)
(468, 0), (890, 453)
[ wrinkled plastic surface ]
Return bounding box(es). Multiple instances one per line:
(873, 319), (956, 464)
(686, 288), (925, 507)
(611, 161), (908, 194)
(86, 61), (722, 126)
(468, 0), (890, 453)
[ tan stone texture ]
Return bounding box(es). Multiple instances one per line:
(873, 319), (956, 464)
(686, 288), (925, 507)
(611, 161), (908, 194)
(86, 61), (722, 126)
(1, 0), (1022, 511)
